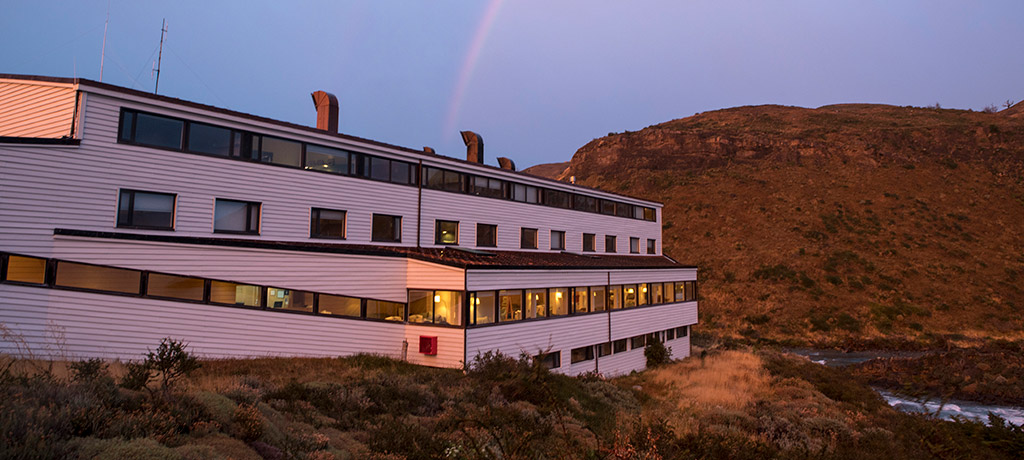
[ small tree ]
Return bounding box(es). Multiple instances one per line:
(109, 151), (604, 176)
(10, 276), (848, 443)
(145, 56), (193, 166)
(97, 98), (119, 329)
(644, 337), (672, 368)
(145, 337), (200, 394)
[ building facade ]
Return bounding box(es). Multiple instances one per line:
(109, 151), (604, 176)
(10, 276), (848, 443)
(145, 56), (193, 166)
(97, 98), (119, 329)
(0, 74), (697, 376)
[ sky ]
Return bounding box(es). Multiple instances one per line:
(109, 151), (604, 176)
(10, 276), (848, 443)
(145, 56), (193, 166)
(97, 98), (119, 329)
(3, 1), (1023, 168)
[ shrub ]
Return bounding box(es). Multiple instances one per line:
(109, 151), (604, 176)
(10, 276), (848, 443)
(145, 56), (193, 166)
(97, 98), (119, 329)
(233, 404), (264, 442)
(121, 361), (153, 390)
(70, 358), (109, 384)
(752, 264), (797, 282)
(644, 337), (671, 368)
(147, 338), (200, 393)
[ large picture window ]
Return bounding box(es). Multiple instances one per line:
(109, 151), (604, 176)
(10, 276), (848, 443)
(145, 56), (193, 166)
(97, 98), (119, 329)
(521, 228), (538, 249)
(570, 346), (594, 364)
(117, 190), (175, 230)
(187, 122), (233, 156)
(267, 288), (314, 313)
(257, 136), (302, 167)
(435, 220), (459, 245)
(318, 294), (362, 317)
(476, 223), (497, 247)
(310, 208), (345, 239)
(119, 110), (184, 150)
(470, 291), (496, 325)
(366, 299), (405, 321)
(408, 290), (463, 326)
(305, 144), (350, 174)
(371, 214), (402, 242)
(214, 199), (260, 234)
(209, 280), (261, 306)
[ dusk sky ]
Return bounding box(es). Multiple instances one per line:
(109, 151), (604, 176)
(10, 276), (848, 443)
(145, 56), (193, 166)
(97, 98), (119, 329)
(3, 1), (1023, 168)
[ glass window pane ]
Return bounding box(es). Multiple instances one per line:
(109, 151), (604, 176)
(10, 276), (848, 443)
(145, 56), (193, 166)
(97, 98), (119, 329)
(686, 281), (696, 301)
(613, 339), (627, 353)
(583, 233), (595, 252)
(616, 203), (633, 218)
(598, 342), (612, 357)
(590, 285), (606, 311)
(371, 214), (401, 242)
(5, 255), (46, 284)
(573, 195), (597, 213)
(630, 237), (640, 254)
(525, 289), (545, 319)
(571, 346), (594, 363)
(605, 235), (616, 253)
(442, 170), (464, 192)
(119, 111), (134, 140)
(608, 285), (623, 310)
(260, 136), (302, 167)
(476, 223), (496, 247)
(215, 200), (257, 233)
(187, 122), (232, 155)
(549, 288), (569, 316)
(130, 192), (175, 229)
(435, 220), (458, 245)
(521, 228), (537, 249)
(318, 294), (361, 317)
(312, 208), (345, 238)
(370, 156), (391, 181)
(647, 239), (657, 254)
(267, 288), (314, 313)
(55, 262), (140, 294)
(366, 300), (404, 321)
(472, 291), (495, 324)
(147, 273), (204, 301)
(434, 290), (462, 326)
(651, 283), (664, 304)
(209, 280), (261, 306)
(117, 190), (132, 226)
(408, 290), (432, 323)
(551, 231), (565, 251)
(391, 161), (410, 184)
(134, 112), (183, 149)
(623, 284), (638, 308)
(573, 287), (588, 313)
(600, 200), (615, 215)
(499, 290), (523, 322)
(425, 167), (445, 189)
(675, 282), (685, 302)
(638, 283), (649, 306)
(305, 145), (350, 174)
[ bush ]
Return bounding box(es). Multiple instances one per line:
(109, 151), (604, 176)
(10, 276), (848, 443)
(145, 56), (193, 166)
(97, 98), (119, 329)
(645, 338), (671, 368)
(121, 361), (153, 391)
(147, 338), (200, 393)
(71, 358), (110, 384)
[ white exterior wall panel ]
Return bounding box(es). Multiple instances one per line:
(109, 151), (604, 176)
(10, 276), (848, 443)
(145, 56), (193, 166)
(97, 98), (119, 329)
(596, 347), (647, 376)
(465, 314), (609, 375)
(0, 80), (76, 138)
(610, 301), (698, 340)
(0, 284), (465, 368)
(610, 268), (697, 284)
(467, 268), (694, 291)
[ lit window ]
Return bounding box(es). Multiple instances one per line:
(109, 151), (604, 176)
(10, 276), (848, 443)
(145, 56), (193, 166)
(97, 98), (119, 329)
(305, 144), (350, 174)
(371, 214), (402, 242)
(573, 287), (589, 313)
(550, 230), (565, 251)
(366, 299), (405, 321)
(521, 228), (538, 249)
(4, 255), (47, 284)
(310, 208), (345, 239)
(147, 273), (204, 301)
(499, 290), (523, 321)
(209, 280), (261, 306)
(55, 261), (141, 295)
(526, 288), (547, 319)
(258, 136), (302, 167)
(623, 284), (638, 308)
(318, 294), (362, 317)
(435, 220), (459, 245)
(470, 291), (496, 325)
(476, 223), (497, 247)
(549, 287), (569, 316)
(117, 190), (175, 230)
(409, 290), (464, 326)
(590, 285), (606, 311)
(267, 288), (314, 313)
(608, 285), (623, 310)
(214, 199), (260, 234)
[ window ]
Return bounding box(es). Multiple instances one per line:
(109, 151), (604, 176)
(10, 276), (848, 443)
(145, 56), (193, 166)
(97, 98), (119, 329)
(590, 285), (606, 312)
(582, 233), (595, 252)
(686, 281), (697, 301)
(616, 203), (634, 218)
(470, 176), (505, 198)
(613, 339), (628, 353)
(597, 342), (613, 357)
(521, 228), (538, 249)
(476, 223), (497, 247)
(526, 288), (546, 319)
(4, 255), (46, 284)
(366, 299), (405, 321)
(267, 288), (314, 312)
(573, 287), (589, 313)
(651, 283), (664, 304)
(631, 335), (647, 349)
(499, 290), (523, 322)
(542, 189), (571, 208)
(550, 230), (565, 251)
(432, 290), (463, 326)
(318, 294), (362, 317)
(187, 122), (233, 156)
(310, 208), (345, 239)
(214, 199), (260, 234)
(647, 239), (657, 254)
(470, 291), (496, 325)
(675, 325), (689, 338)
(638, 283), (649, 306)
(54, 261), (140, 294)
(441, 169), (465, 192)
(630, 237), (640, 254)
(549, 288), (569, 316)
(117, 190), (175, 230)
(512, 184), (539, 203)
(369, 156), (391, 182)
(209, 280), (261, 306)
(623, 285), (638, 308)
(305, 144), (350, 174)
(571, 346), (594, 364)
(435, 220), (459, 245)
(599, 199), (616, 215)
(605, 235), (616, 253)
(674, 282), (686, 302)
(536, 351), (561, 369)
(147, 273), (204, 301)
(608, 285), (623, 310)
(257, 136), (302, 167)
(666, 328), (676, 341)
(391, 161), (415, 185)
(643, 207), (657, 221)
(120, 110), (184, 150)
(573, 195), (597, 213)
(371, 214), (402, 242)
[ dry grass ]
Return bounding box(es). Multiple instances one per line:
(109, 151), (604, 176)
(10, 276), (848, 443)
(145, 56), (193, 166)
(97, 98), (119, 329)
(650, 349), (769, 412)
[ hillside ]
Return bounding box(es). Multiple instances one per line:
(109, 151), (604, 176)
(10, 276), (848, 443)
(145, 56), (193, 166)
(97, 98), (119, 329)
(540, 104), (1024, 348)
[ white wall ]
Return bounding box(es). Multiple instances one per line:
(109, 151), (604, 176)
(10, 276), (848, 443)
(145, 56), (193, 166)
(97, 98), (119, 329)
(467, 268), (695, 291)
(0, 80), (76, 138)
(0, 283), (465, 368)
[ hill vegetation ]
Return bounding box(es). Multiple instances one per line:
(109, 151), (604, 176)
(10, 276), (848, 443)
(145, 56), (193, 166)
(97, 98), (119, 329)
(527, 103), (1024, 348)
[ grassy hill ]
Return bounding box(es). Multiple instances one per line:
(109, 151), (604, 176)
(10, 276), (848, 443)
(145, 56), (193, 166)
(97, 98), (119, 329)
(529, 104), (1024, 349)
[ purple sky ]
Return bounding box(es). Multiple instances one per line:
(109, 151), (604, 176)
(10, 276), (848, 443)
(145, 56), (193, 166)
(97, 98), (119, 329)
(3, 1), (1023, 168)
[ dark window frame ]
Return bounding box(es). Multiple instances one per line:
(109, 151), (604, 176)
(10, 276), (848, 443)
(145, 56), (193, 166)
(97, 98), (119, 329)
(371, 213), (403, 243)
(613, 339), (628, 353)
(213, 199), (261, 235)
(630, 237), (640, 254)
(605, 235), (617, 253)
(476, 223), (497, 248)
(117, 189), (176, 230)
(435, 220), (459, 245)
(521, 227), (538, 250)
(647, 238), (657, 254)
(570, 345), (595, 364)
(536, 351), (561, 369)
(310, 207), (346, 239)
(582, 233), (596, 252)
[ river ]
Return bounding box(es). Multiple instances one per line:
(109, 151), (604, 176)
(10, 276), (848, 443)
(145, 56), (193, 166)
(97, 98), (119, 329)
(787, 348), (1024, 426)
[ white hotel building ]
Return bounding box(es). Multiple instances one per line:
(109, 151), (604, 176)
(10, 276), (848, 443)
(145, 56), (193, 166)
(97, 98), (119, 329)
(0, 74), (697, 375)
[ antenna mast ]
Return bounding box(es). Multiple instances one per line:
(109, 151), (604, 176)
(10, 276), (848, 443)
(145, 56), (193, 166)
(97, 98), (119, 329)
(99, 0), (109, 82)
(153, 19), (167, 94)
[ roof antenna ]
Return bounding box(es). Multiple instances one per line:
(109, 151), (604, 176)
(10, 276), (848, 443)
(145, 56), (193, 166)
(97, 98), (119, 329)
(99, 0), (109, 82)
(153, 18), (167, 94)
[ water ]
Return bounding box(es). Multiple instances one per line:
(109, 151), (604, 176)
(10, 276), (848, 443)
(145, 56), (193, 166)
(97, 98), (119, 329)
(786, 348), (1024, 426)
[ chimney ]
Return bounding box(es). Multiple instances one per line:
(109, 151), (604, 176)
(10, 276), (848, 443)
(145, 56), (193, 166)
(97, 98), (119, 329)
(497, 157), (516, 171)
(423, 146), (435, 155)
(460, 130), (484, 164)
(311, 90), (339, 134)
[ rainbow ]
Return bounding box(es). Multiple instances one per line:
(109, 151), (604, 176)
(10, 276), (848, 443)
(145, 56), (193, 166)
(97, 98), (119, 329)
(443, 0), (506, 140)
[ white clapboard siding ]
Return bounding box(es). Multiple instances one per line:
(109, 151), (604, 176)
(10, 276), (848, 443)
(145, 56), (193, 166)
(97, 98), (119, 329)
(0, 284), (465, 368)
(595, 347), (648, 376)
(0, 80), (76, 138)
(609, 302), (698, 340)
(465, 314), (609, 376)
(466, 268), (694, 291)
(406, 260), (465, 290)
(404, 324), (465, 368)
